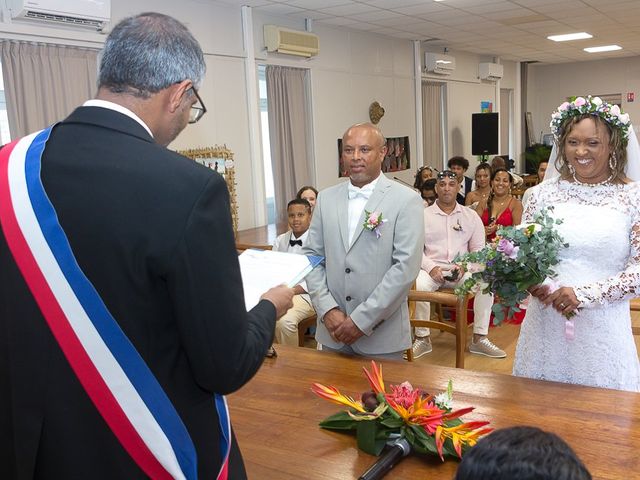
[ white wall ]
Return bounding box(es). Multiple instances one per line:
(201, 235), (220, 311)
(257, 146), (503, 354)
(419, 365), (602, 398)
(423, 48), (519, 172)
(528, 56), (640, 142)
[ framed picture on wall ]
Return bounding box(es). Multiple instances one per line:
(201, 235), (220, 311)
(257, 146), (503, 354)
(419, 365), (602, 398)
(337, 136), (411, 177)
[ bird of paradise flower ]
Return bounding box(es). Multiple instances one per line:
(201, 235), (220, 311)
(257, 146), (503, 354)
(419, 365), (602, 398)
(311, 361), (492, 460)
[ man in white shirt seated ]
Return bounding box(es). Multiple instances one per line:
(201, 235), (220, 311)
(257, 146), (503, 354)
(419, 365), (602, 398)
(271, 198), (316, 346)
(408, 170), (506, 359)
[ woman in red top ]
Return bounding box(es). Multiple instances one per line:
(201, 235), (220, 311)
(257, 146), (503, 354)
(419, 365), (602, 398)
(477, 168), (525, 323)
(478, 168), (523, 240)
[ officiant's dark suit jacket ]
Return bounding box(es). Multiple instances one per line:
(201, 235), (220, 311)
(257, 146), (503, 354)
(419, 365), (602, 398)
(0, 106), (275, 479)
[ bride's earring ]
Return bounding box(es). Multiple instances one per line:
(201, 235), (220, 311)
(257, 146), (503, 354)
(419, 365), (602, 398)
(568, 164), (576, 175)
(609, 152), (617, 171)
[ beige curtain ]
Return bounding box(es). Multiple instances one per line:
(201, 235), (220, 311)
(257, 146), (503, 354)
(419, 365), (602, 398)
(265, 65), (312, 222)
(1, 41), (99, 139)
(422, 81), (444, 169)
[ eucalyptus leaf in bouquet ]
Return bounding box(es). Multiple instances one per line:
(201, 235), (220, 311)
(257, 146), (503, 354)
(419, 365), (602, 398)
(454, 207), (568, 324)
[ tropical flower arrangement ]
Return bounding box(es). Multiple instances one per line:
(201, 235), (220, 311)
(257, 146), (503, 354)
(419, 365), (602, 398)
(311, 361), (492, 460)
(550, 95), (631, 140)
(363, 210), (387, 238)
(454, 207), (568, 324)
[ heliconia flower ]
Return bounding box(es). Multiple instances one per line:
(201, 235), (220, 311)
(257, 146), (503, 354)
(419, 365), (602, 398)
(573, 96), (586, 107)
(311, 383), (366, 413)
(362, 361), (386, 394)
(435, 421), (493, 460)
(387, 394), (446, 430)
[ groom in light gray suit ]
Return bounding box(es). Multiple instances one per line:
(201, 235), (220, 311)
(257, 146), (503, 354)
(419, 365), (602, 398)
(303, 123), (424, 358)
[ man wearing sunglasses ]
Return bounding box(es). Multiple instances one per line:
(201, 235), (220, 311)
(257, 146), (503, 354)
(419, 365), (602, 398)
(0, 12), (293, 480)
(407, 170), (506, 359)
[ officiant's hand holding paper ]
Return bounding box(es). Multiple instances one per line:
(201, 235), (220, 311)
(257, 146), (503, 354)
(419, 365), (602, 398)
(260, 285), (294, 318)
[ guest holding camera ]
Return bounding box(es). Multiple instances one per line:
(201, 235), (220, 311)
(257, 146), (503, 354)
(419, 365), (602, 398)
(408, 170), (506, 359)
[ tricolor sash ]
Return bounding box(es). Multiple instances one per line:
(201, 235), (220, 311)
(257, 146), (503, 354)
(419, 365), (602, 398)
(0, 127), (231, 479)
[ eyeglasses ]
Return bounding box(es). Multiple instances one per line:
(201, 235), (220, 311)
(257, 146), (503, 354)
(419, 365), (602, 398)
(436, 170), (457, 180)
(188, 87), (207, 124)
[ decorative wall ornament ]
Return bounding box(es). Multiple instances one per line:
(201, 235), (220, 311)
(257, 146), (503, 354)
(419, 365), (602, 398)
(369, 101), (385, 124)
(177, 145), (238, 235)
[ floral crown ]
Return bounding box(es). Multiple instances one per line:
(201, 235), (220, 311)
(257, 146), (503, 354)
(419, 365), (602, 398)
(550, 95), (631, 140)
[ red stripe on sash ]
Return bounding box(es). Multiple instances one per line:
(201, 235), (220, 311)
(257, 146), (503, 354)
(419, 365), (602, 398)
(0, 140), (174, 479)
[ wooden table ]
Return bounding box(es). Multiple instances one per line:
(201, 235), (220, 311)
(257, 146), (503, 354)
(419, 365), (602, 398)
(235, 221), (288, 250)
(228, 346), (640, 480)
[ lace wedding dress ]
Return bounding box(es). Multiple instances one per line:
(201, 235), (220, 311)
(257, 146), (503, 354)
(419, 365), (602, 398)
(513, 178), (640, 391)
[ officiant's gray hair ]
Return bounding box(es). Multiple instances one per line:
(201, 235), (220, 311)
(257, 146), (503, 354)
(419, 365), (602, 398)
(98, 12), (206, 99)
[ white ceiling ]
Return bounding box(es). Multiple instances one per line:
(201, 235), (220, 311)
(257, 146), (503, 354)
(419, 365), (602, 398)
(212, 0), (640, 64)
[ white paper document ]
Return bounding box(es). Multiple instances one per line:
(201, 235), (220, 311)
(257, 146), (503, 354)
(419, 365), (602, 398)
(238, 249), (324, 311)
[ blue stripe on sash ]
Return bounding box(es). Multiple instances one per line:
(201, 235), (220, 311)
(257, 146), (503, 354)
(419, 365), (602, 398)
(23, 126), (198, 479)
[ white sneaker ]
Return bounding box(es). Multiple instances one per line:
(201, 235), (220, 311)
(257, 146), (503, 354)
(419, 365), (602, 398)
(469, 337), (506, 358)
(405, 336), (432, 359)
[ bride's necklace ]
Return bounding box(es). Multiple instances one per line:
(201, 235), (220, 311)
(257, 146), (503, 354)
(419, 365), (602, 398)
(571, 171), (615, 186)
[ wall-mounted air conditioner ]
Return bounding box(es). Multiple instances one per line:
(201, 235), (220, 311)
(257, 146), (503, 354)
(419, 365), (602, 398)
(264, 25), (319, 58)
(9, 0), (111, 31)
(425, 53), (456, 75)
(479, 62), (504, 81)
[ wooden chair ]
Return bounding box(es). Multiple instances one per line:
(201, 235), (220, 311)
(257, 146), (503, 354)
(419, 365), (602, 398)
(297, 314), (317, 347)
(405, 288), (474, 368)
(630, 298), (640, 335)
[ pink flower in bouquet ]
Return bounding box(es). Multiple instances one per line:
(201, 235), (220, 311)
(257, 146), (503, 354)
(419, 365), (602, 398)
(496, 238), (519, 260)
(387, 381), (422, 409)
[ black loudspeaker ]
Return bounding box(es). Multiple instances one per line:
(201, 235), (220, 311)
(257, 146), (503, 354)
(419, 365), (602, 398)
(472, 112), (499, 155)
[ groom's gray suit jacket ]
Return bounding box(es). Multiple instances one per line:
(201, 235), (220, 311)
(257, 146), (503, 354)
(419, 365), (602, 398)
(303, 174), (424, 354)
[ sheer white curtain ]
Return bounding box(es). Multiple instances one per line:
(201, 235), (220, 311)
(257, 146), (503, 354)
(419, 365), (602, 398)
(1, 41), (98, 139)
(422, 81), (444, 169)
(265, 65), (313, 222)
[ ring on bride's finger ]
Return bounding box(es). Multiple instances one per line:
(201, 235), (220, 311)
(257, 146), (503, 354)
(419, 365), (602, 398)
(560, 302), (566, 308)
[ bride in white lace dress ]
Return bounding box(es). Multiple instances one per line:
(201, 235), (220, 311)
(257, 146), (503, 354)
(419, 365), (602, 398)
(513, 96), (640, 392)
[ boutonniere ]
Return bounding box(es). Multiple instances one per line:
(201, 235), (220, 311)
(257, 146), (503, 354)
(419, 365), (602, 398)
(453, 219), (463, 232)
(363, 210), (387, 238)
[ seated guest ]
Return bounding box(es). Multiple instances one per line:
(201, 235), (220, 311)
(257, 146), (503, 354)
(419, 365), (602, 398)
(490, 155), (524, 187)
(413, 165), (435, 188)
(296, 185), (318, 212)
(455, 426), (592, 480)
(465, 163), (491, 209)
(477, 168), (523, 241)
(408, 170), (506, 359)
(420, 178), (437, 207)
(272, 199), (316, 346)
(447, 156), (473, 204)
(537, 159), (549, 183)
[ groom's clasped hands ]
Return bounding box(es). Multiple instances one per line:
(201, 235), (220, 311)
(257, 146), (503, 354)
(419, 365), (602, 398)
(324, 308), (364, 345)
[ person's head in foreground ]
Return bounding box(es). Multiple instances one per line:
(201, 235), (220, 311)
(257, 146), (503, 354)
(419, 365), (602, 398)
(551, 96), (630, 185)
(454, 426), (592, 480)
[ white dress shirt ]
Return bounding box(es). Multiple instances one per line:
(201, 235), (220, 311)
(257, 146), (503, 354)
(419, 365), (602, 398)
(347, 173), (381, 245)
(83, 99), (154, 138)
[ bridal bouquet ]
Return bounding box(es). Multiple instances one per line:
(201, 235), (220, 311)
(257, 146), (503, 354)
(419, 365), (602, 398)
(312, 361), (492, 460)
(454, 207), (568, 324)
